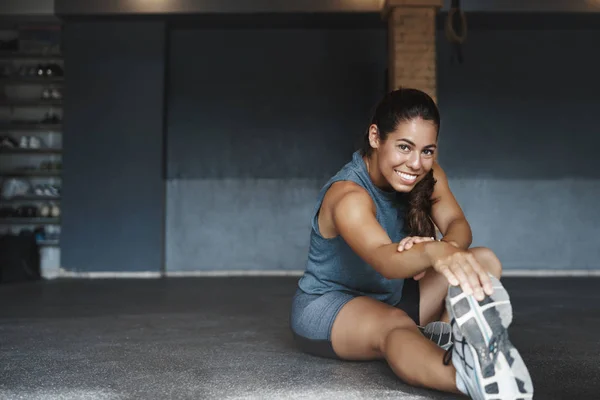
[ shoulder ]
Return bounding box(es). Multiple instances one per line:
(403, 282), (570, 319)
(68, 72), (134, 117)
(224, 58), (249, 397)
(431, 161), (451, 195)
(326, 180), (373, 209)
(316, 180), (375, 238)
(432, 161), (448, 183)
(323, 180), (376, 221)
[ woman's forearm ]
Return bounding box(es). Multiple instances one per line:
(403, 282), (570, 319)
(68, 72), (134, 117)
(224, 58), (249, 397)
(441, 217), (472, 250)
(373, 240), (458, 280)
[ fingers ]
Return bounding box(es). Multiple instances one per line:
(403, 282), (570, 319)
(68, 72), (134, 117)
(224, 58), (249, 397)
(466, 253), (494, 296)
(462, 259), (486, 301)
(397, 237), (412, 252)
(412, 236), (435, 246)
(441, 253), (490, 301)
(413, 271), (427, 281)
(398, 236), (435, 252)
(449, 262), (474, 296)
(451, 254), (492, 301)
(436, 264), (459, 287)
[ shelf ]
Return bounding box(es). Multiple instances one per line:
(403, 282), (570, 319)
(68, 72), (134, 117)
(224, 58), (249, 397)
(0, 52), (62, 60)
(0, 148), (62, 154)
(0, 217), (59, 225)
(0, 124), (62, 132)
(0, 100), (62, 107)
(0, 77), (64, 84)
(38, 239), (60, 247)
(0, 196), (60, 202)
(1, 170), (61, 177)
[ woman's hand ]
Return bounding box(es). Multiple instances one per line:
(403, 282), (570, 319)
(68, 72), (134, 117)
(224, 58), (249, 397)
(431, 248), (493, 301)
(397, 236), (436, 252)
(397, 236), (436, 281)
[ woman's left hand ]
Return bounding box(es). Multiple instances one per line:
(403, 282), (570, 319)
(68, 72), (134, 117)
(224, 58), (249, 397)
(397, 236), (436, 252)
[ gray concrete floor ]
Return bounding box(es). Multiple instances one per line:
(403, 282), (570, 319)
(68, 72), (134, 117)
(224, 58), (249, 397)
(0, 277), (598, 400)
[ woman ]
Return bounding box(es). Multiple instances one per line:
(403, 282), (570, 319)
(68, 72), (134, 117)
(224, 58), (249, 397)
(290, 88), (533, 399)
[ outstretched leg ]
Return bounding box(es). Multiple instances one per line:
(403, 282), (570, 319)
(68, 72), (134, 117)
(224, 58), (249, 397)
(330, 296), (463, 394)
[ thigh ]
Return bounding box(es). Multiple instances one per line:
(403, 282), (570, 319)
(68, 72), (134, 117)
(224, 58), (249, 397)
(330, 296), (418, 361)
(290, 289), (357, 359)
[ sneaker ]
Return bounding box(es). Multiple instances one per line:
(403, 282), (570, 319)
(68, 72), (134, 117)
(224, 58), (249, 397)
(419, 321), (453, 351)
(0, 135), (18, 148)
(445, 275), (534, 400)
(28, 136), (43, 149)
(19, 136), (29, 148)
(2, 178), (31, 199)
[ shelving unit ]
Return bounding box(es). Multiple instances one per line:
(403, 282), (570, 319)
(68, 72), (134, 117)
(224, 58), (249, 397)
(0, 23), (63, 276)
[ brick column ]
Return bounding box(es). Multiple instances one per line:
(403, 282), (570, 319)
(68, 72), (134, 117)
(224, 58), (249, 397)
(383, 0), (443, 102)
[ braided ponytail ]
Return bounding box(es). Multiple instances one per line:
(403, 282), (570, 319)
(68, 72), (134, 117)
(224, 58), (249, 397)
(404, 169), (438, 237)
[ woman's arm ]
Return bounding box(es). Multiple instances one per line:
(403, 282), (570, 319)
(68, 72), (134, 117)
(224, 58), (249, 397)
(331, 183), (460, 279)
(430, 163), (473, 250)
(329, 181), (491, 298)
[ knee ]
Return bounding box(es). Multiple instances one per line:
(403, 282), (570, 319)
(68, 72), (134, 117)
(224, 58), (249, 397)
(381, 326), (424, 387)
(471, 247), (502, 279)
(379, 309), (418, 353)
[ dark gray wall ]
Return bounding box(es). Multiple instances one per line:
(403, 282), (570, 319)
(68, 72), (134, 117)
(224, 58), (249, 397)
(1, 0), (54, 15)
(165, 27), (387, 271)
(166, 17), (600, 272)
(61, 21), (165, 272)
(437, 29), (600, 179)
(60, 14), (600, 273)
(167, 29), (383, 180)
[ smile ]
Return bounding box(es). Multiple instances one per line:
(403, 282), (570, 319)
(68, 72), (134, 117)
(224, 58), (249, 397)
(395, 170), (418, 183)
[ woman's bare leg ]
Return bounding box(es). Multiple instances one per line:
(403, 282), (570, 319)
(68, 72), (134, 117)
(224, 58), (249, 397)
(419, 246), (504, 326)
(328, 247), (506, 394)
(330, 296), (463, 394)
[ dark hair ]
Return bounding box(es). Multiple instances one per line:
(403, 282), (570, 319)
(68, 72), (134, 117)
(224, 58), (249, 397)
(360, 88), (441, 238)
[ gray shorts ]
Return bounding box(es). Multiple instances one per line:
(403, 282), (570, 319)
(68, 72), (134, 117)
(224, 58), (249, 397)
(289, 279), (420, 359)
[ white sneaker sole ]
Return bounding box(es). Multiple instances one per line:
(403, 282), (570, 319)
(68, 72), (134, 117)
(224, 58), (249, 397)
(446, 275), (534, 400)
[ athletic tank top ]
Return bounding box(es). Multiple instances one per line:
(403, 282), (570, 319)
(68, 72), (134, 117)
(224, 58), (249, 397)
(297, 150), (409, 305)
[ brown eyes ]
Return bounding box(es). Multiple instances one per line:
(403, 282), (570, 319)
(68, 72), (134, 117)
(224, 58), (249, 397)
(397, 145), (435, 156)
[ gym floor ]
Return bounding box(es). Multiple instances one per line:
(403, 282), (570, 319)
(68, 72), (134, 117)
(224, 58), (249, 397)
(1, 276), (598, 399)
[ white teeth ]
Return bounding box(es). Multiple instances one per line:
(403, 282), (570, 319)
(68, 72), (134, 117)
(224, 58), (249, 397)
(395, 170), (417, 182)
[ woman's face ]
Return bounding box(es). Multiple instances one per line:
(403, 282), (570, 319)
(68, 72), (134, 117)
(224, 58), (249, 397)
(369, 118), (438, 193)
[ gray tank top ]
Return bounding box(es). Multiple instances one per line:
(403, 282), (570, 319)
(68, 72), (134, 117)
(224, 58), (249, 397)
(297, 150), (409, 305)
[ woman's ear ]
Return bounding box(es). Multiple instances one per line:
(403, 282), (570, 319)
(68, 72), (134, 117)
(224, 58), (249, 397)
(368, 124), (380, 150)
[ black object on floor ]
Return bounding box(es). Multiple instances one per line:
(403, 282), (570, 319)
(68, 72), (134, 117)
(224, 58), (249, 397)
(0, 277), (598, 399)
(0, 232), (41, 283)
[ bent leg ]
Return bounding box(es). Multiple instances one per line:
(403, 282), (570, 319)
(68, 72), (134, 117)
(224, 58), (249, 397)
(330, 296), (462, 394)
(419, 246), (504, 326)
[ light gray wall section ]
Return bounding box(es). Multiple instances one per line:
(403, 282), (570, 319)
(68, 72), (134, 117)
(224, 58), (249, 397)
(166, 179), (321, 271)
(168, 179), (600, 271)
(448, 179), (600, 269)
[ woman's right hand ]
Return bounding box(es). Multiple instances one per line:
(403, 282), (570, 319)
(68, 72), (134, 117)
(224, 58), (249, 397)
(431, 247), (493, 301)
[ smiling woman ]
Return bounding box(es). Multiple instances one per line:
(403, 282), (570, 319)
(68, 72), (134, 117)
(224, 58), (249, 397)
(359, 89), (440, 239)
(290, 88), (534, 399)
